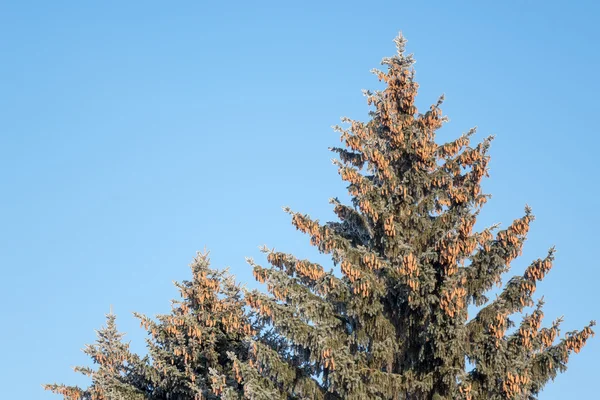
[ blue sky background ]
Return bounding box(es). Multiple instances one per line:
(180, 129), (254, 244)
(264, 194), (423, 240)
(1, 1), (598, 398)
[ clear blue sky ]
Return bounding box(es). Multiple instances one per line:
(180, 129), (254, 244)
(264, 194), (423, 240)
(1, 1), (598, 398)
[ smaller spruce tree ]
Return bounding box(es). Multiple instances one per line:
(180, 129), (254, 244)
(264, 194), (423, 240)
(45, 251), (254, 400)
(43, 311), (148, 400)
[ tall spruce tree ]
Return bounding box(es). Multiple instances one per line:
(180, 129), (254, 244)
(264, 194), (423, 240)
(47, 34), (594, 400)
(232, 34), (595, 399)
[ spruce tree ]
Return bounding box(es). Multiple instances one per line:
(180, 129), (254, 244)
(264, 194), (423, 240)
(45, 252), (253, 400)
(47, 34), (594, 400)
(132, 251), (254, 399)
(232, 34), (595, 399)
(44, 311), (148, 400)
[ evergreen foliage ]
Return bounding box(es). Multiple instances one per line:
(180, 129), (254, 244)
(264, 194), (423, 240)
(45, 252), (253, 400)
(46, 34), (594, 400)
